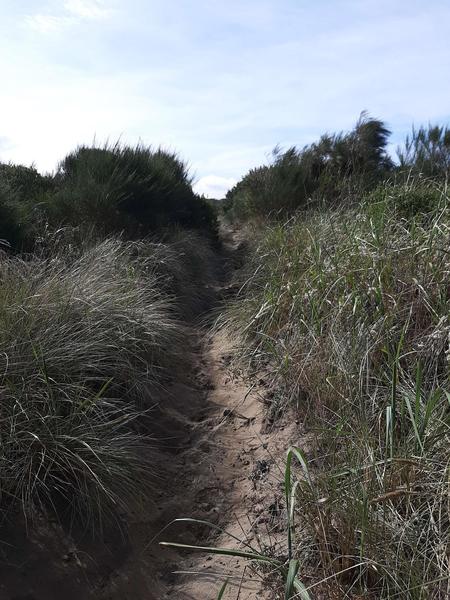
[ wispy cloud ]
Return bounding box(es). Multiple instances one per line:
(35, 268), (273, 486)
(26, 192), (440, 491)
(64, 0), (112, 20)
(26, 0), (113, 33)
(25, 14), (74, 34)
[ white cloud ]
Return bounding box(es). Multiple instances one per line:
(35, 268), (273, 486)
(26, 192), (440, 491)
(26, 0), (113, 34)
(194, 175), (236, 199)
(25, 14), (74, 34)
(64, 0), (112, 20)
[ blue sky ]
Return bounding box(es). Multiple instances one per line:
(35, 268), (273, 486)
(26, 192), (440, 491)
(0, 1), (449, 197)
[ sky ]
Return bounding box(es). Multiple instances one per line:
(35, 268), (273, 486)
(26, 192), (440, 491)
(0, 1), (449, 198)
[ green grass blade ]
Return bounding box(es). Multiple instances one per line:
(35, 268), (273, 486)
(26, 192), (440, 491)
(285, 447), (310, 559)
(171, 517), (260, 553)
(217, 579), (229, 599)
(404, 393), (424, 454)
(292, 578), (313, 599)
(285, 559), (299, 599)
(159, 541), (282, 567)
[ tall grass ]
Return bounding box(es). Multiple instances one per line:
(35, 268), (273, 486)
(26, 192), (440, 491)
(0, 238), (189, 530)
(224, 181), (449, 597)
(132, 230), (221, 319)
(0, 136), (221, 536)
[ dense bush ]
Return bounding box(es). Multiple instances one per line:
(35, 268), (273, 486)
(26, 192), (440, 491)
(226, 117), (450, 221)
(224, 182), (449, 597)
(0, 183), (22, 249)
(46, 144), (218, 240)
(0, 162), (54, 200)
(0, 163), (54, 250)
(0, 144), (218, 252)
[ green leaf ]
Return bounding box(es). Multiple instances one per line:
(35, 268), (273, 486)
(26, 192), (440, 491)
(285, 559), (299, 599)
(293, 578), (313, 600)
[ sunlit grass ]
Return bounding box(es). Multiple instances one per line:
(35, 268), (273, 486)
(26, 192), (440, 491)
(222, 180), (449, 598)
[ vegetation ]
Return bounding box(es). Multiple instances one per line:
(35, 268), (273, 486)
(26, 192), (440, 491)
(224, 115), (450, 221)
(0, 142), (218, 252)
(0, 142), (220, 531)
(223, 174), (449, 595)
(0, 163), (55, 250)
(0, 116), (448, 598)
(397, 124), (450, 178)
(224, 112), (393, 219)
(47, 144), (217, 239)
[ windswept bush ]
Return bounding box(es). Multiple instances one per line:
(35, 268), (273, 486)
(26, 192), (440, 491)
(226, 113), (392, 219)
(398, 124), (450, 179)
(0, 239), (185, 528)
(225, 182), (449, 597)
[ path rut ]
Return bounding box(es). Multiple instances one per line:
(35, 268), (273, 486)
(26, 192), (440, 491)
(129, 230), (301, 599)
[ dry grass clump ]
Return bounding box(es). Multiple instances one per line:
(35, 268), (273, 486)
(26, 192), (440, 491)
(225, 181), (449, 598)
(132, 230), (221, 319)
(0, 238), (184, 530)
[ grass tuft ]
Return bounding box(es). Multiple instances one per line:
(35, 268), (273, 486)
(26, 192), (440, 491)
(0, 237), (191, 529)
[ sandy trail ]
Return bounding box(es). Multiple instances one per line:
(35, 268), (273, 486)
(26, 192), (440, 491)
(105, 228), (301, 599)
(160, 330), (275, 598)
(149, 325), (298, 600)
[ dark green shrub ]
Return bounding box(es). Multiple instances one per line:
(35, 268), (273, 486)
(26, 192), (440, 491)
(0, 163), (56, 251)
(0, 163), (54, 200)
(47, 143), (218, 239)
(0, 183), (22, 249)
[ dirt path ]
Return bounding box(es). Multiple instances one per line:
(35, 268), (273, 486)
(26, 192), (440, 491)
(147, 326), (299, 600)
(107, 229), (302, 599)
(96, 228), (301, 599)
(160, 331), (277, 598)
